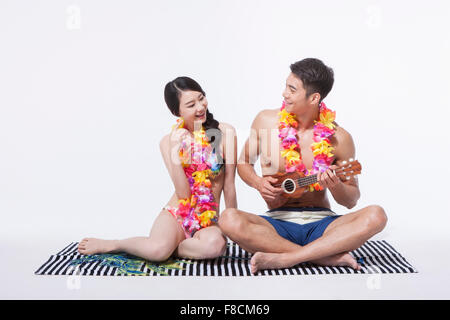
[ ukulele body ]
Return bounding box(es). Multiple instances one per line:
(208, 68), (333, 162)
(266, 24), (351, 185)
(264, 171), (307, 199)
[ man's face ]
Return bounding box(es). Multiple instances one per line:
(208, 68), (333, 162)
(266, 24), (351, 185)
(282, 73), (310, 114)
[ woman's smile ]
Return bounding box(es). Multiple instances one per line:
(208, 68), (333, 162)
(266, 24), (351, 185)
(195, 112), (206, 119)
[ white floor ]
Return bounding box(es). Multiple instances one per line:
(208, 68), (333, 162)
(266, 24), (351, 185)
(2, 0), (450, 302)
(2, 223), (450, 300)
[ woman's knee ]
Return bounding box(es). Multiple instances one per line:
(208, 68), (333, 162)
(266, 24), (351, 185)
(144, 240), (176, 262)
(203, 233), (227, 258)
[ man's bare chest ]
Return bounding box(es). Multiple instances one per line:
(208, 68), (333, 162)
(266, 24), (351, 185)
(259, 125), (334, 175)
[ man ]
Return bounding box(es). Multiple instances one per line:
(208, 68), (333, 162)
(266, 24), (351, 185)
(219, 58), (387, 274)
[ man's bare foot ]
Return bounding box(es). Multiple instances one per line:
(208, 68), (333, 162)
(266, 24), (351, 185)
(250, 252), (290, 274)
(77, 238), (119, 255)
(311, 252), (362, 271)
(250, 251), (361, 274)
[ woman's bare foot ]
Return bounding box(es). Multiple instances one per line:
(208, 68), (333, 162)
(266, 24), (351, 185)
(77, 238), (119, 255)
(250, 251), (361, 274)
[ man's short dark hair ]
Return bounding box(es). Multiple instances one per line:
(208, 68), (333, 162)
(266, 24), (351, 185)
(290, 58), (334, 102)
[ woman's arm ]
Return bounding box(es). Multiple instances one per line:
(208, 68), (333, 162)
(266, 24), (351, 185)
(220, 123), (238, 209)
(159, 130), (191, 200)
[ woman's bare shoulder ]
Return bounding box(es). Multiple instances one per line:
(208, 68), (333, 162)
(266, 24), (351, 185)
(160, 133), (170, 143)
(159, 133), (171, 152)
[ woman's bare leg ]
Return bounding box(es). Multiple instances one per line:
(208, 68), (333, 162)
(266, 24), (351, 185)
(77, 209), (186, 262)
(175, 225), (227, 260)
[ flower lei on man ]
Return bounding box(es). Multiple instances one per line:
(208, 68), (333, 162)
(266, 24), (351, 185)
(278, 101), (336, 192)
(166, 118), (219, 237)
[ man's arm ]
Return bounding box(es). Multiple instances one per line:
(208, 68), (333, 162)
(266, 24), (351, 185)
(237, 122), (261, 190)
(237, 111), (284, 208)
(317, 127), (360, 209)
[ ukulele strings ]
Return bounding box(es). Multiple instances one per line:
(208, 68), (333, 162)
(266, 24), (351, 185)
(272, 174), (318, 188)
(271, 168), (348, 188)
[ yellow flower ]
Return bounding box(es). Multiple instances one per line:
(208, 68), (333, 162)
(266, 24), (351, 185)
(278, 109), (298, 127)
(312, 140), (334, 157)
(198, 210), (216, 227)
(179, 149), (191, 167)
(192, 170), (211, 185)
(319, 110), (336, 129)
(190, 195), (197, 207)
(281, 148), (300, 161)
(193, 129), (206, 143)
(172, 117), (185, 130)
(178, 198), (191, 206)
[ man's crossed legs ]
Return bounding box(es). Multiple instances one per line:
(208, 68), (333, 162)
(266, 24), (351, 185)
(218, 205), (387, 274)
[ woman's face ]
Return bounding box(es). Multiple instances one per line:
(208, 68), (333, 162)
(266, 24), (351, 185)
(178, 90), (208, 130)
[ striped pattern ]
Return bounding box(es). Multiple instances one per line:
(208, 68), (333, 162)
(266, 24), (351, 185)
(34, 240), (417, 276)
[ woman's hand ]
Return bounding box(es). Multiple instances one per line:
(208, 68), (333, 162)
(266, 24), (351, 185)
(170, 128), (191, 148)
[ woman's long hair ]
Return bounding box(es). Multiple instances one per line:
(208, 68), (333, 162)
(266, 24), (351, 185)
(164, 76), (223, 160)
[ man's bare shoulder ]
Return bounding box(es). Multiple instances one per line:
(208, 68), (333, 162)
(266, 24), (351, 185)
(332, 125), (356, 161)
(251, 108), (279, 129)
(334, 125), (353, 144)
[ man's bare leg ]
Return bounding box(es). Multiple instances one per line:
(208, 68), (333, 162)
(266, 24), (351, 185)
(78, 209), (186, 261)
(219, 208), (359, 269)
(250, 205), (387, 273)
(218, 208), (300, 253)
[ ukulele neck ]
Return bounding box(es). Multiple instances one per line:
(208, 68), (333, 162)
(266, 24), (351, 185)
(297, 168), (338, 187)
(298, 174), (318, 187)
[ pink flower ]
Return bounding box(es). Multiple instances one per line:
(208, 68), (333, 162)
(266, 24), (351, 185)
(281, 140), (298, 149)
(312, 154), (333, 172)
(184, 166), (195, 176)
(285, 166), (297, 173)
(196, 163), (208, 171)
(314, 123), (334, 138)
(279, 127), (297, 139)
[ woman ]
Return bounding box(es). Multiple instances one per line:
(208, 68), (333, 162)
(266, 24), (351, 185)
(77, 77), (237, 260)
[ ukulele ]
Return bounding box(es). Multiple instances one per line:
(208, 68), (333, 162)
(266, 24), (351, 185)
(264, 159), (362, 198)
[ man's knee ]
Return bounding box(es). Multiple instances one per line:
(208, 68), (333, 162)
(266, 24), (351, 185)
(218, 208), (243, 234)
(365, 205), (387, 233)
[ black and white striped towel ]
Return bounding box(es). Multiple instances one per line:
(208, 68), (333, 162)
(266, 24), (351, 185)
(35, 240), (417, 276)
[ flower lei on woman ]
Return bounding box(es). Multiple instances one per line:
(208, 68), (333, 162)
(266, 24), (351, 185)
(167, 118), (219, 236)
(278, 101), (336, 191)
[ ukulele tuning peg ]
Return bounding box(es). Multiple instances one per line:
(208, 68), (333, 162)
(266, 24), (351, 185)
(342, 160), (347, 165)
(346, 176), (350, 180)
(349, 158), (354, 162)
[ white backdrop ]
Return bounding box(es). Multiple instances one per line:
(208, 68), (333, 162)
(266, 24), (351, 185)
(1, 0), (450, 299)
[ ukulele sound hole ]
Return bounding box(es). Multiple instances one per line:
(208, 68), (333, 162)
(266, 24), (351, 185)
(282, 179), (296, 194)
